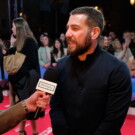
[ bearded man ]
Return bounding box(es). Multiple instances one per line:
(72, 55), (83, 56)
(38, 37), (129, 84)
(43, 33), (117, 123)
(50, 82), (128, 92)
(50, 6), (132, 135)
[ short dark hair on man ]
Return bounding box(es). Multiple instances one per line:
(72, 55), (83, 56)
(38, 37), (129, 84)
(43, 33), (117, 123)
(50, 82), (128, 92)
(70, 6), (104, 34)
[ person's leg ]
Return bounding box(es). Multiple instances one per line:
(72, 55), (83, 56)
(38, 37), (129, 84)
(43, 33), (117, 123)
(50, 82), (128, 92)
(30, 120), (38, 135)
(0, 86), (3, 103)
(18, 121), (26, 135)
(0, 57), (5, 79)
(9, 82), (15, 106)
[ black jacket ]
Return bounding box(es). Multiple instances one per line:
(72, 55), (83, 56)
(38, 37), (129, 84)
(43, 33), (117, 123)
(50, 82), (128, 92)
(7, 38), (40, 100)
(8, 37), (40, 84)
(50, 45), (132, 135)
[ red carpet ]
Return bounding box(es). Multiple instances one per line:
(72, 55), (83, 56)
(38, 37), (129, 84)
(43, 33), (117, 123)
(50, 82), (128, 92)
(0, 95), (135, 135)
(0, 96), (53, 135)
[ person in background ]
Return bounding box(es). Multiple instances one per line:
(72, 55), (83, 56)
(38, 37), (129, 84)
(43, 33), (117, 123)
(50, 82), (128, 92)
(8, 34), (17, 106)
(127, 33), (135, 77)
(127, 48), (135, 108)
(130, 31), (135, 43)
(113, 38), (129, 61)
(122, 31), (135, 51)
(100, 35), (114, 55)
(108, 35), (115, 47)
(0, 37), (5, 79)
(0, 90), (51, 134)
(59, 33), (67, 48)
(121, 31), (133, 63)
(0, 39), (4, 102)
(38, 34), (53, 69)
(127, 55), (135, 77)
(122, 31), (132, 44)
(50, 6), (131, 135)
(7, 17), (40, 135)
(51, 38), (65, 67)
(59, 33), (68, 55)
(0, 37), (10, 103)
(109, 31), (117, 41)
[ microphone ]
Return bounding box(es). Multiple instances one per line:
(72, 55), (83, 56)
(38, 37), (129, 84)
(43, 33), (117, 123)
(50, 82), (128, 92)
(33, 67), (58, 119)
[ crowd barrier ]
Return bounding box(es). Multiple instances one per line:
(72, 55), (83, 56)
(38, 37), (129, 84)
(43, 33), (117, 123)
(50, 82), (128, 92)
(0, 66), (46, 80)
(1, 67), (135, 100)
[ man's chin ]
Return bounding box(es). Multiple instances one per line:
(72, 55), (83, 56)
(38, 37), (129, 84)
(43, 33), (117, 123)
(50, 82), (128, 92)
(68, 50), (75, 55)
(68, 49), (79, 56)
(68, 46), (75, 54)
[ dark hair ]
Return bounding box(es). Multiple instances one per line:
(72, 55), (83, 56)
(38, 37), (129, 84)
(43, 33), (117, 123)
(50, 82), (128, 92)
(70, 6), (104, 36)
(42, 34), (53, 47)
(52, 38), (64, 57)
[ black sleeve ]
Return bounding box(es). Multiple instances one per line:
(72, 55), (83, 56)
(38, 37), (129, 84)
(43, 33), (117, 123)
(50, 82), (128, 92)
(50, 64), (68, 135)
(13, 38), (39, 80)
(93, 62), (132, 135)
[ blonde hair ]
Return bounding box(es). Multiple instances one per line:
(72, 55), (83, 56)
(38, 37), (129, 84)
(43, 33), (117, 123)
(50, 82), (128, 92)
(13, 17), (36, 51)
(112, 38), (122, 51)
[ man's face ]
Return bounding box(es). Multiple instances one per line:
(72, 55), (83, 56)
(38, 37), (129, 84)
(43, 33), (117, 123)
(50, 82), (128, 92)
(66, 14), (92, 56)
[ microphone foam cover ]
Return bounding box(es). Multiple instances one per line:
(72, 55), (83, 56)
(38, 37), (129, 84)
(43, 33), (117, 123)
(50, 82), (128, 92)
(43, 67), (58, 83)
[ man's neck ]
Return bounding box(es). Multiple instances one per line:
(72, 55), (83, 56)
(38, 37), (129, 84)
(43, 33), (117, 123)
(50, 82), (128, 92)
(78, 44), (97, 61)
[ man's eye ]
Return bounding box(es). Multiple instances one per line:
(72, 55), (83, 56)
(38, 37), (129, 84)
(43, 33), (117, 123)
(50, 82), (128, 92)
(72, 27), (78, 31)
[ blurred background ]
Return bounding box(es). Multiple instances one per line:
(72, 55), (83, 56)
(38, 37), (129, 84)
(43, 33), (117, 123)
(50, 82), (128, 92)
(0, 0), (135, 39)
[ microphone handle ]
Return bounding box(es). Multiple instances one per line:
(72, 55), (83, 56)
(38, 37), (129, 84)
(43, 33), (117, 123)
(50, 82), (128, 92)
(34, 107), (41, 119)
(33, 92), (49, 119)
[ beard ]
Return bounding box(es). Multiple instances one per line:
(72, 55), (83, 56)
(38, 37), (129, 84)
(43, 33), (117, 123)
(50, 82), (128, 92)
(67, 33), (92, 56)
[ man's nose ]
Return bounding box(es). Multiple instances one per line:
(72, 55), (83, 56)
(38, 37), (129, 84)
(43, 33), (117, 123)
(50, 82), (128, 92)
(65, 29), (72, 38)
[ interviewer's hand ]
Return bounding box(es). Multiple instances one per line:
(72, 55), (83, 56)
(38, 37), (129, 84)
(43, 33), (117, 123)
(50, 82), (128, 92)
(25, 91), (51, 112)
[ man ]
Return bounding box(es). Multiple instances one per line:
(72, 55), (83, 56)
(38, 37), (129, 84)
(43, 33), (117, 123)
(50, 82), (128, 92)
(0, 91), (51, 134)
(50, 7), (132, 135)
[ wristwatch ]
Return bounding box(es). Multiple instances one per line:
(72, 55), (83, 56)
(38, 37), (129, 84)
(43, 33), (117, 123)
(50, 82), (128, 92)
(21, 100), (29, 113)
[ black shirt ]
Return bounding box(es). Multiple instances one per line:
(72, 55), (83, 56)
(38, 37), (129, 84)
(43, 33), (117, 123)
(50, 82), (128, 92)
(50, 45), (132, 135)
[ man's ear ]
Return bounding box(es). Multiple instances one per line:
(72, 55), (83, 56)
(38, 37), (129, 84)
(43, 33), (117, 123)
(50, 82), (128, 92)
(91, 27), (100, 40)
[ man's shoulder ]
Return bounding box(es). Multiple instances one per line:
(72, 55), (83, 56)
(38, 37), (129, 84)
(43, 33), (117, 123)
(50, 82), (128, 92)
(58, 55), (70, 64)
(100, 49), (128, 71)
(102, 49), (123, 63)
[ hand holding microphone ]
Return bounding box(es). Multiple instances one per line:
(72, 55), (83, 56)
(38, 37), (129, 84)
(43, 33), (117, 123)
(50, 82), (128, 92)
(33, 67), (58, 119)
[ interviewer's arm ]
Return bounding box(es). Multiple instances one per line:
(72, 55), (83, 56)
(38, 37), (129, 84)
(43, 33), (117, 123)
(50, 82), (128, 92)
(0, 102), (26, 134)
(0, 91), (50, 134)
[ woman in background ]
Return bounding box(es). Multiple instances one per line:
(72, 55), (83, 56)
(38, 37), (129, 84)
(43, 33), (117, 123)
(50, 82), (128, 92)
(51, 38), (65, 67)
(99, 35), (114, 55)
(113, 38), (133, 63)
(7, 17), (40, 135)
(38, 34), (53, 69)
